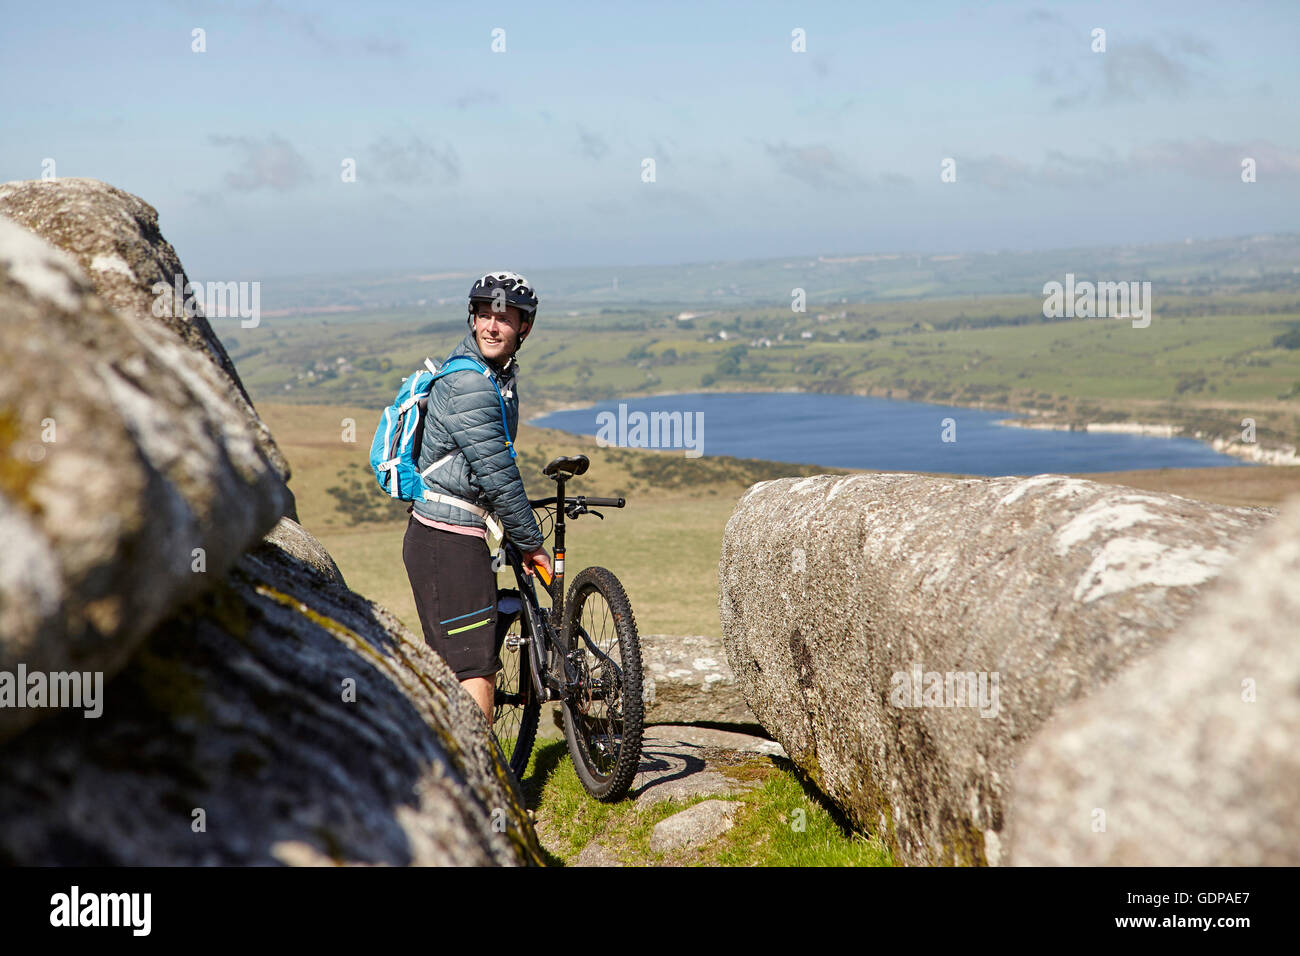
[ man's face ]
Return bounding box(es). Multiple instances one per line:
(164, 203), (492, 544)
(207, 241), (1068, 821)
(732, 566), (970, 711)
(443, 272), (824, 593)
(471, 300), (530, 363)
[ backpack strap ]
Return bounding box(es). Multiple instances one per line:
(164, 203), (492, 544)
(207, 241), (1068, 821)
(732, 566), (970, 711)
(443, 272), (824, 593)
(420, 451), (458, 477)
(431, 356), (516, 460)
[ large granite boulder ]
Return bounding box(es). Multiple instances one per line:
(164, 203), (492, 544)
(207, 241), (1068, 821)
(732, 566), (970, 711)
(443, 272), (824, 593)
(0, 214), (290, 742)
(0, 178), (293, 495)
(1008, 494), (1300, 866)
(718, 473), (1271, 865)
(0, 184), (540, 865)
(0, 523), (541, 865)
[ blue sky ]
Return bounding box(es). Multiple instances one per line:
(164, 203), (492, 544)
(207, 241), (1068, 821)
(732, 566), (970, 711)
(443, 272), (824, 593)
(2, 0), (1298, 280)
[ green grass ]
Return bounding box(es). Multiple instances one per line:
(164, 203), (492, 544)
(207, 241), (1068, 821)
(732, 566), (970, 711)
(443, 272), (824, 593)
(523, 742), (619, 862)
(521, 740), (894, 867)
(710, 763), (893, 867)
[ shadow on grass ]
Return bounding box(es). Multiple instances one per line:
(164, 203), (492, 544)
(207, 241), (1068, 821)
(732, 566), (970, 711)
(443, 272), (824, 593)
(769, 755), (897, 865)
(521, 739), (570, 810)
(518, 740), (571, 867)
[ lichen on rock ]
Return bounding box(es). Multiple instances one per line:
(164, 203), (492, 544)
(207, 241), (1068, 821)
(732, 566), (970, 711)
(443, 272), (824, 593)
(719, 472), (1272, 865)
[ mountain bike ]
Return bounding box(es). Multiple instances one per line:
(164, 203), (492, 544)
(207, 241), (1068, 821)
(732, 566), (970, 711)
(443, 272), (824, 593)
(490, 453), (644, 802)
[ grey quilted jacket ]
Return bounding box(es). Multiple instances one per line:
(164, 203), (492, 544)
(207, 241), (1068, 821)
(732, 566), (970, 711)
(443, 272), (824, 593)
(411, 329), (545, 550)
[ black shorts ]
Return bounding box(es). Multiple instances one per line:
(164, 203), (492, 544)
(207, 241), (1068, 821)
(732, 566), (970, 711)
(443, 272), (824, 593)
(403, 517), (503, 681)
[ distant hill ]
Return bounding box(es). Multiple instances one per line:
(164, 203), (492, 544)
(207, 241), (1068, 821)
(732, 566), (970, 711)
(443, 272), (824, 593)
(229, 233), (1300, 316)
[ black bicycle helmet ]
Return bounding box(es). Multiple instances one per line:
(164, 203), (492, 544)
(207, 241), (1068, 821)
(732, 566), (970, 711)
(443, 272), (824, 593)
(466, 271), (538, 327)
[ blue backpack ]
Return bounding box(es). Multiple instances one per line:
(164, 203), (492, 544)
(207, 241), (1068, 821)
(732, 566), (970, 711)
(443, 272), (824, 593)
(369, 354), (515, 501)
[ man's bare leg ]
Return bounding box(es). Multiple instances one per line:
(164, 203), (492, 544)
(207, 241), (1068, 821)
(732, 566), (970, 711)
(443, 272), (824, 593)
(463, 675), (494, 724)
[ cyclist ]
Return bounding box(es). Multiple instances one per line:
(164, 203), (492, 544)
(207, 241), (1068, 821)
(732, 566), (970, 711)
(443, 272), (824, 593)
(402, 271), (554, 724)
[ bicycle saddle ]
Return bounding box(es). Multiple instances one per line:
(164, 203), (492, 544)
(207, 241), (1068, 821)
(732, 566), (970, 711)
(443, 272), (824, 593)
(543, 454), (590, 478)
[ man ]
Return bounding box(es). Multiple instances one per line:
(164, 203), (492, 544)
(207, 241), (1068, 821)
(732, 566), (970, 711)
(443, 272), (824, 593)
(402, 271), (553, 724)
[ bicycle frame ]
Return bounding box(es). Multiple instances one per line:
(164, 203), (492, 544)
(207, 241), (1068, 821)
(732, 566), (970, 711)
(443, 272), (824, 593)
(501, 539), (566, 703)
(500, 472), (627, 705)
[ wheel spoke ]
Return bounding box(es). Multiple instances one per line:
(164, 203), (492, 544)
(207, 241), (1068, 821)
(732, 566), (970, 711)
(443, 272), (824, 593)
(574, 583), (624, 778)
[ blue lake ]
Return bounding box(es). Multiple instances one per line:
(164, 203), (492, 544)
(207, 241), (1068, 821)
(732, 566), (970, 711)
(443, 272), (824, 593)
(530, 392), (1246, 475)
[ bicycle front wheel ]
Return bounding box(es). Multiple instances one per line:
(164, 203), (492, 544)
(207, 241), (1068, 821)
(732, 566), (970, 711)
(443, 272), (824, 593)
(493, 600), (540, 782)
(560, 566), (644, 801)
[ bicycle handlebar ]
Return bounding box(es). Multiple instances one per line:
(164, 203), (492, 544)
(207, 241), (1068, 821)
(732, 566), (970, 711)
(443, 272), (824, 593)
(528, 494), (626, 509)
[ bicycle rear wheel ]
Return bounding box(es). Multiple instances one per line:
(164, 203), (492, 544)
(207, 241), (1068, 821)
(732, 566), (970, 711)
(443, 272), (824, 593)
(493, 592), (540, 782)
(560, 566), (644, 801)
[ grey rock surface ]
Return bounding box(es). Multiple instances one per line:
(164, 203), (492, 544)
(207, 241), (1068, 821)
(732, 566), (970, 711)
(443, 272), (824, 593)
(633, 731), (764, 808)
(0, 534), (541, 865)
(719, 473), (1271, 866)
(649, 799), (742, 853)
(0, 181), (540, 865)
(264, 515), (346, 587)
(636, 769), (754, 809)
(0, 215), (290, 742)
(643, 724), (786, 757)
(575, 842), (623, 867)
(1008, 494), (1300, 866)
(0, 177), (294, 496)
(641, 632), (753, 724)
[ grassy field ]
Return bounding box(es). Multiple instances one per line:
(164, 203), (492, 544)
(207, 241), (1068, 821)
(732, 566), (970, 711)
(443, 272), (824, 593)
(232, 289), (1300, 458)
(257, 402), (847, 639)
(258, 401), (1300, 643)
